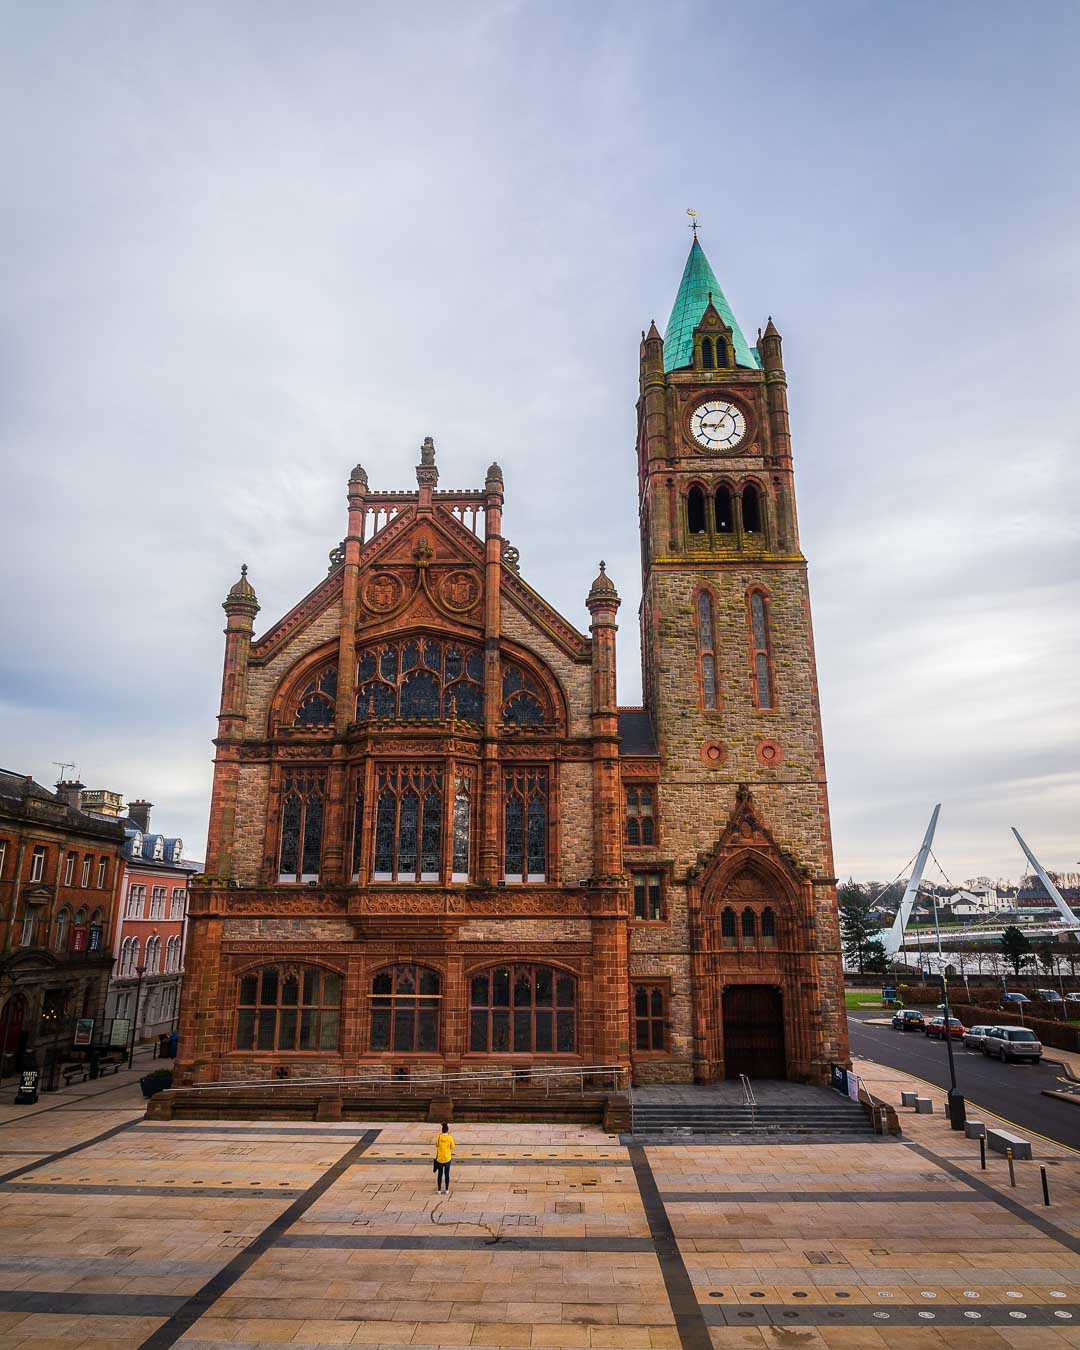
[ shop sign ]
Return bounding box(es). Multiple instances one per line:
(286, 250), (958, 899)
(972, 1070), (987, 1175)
(14, 1069), (38, 1104)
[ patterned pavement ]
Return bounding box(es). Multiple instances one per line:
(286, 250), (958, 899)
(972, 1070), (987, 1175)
(0, 1056), (1078, 1347)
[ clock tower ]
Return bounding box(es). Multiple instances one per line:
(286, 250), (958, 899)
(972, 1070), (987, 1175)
(634, 237), (847, 1082)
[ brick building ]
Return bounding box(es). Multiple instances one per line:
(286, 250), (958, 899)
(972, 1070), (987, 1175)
(178, 240), (849, 1088)
(106, 799), (195, 1044)
(0, 772), (124, 1076)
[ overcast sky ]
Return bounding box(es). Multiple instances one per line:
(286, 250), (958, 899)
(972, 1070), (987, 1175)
(2, 1), (1077, 883)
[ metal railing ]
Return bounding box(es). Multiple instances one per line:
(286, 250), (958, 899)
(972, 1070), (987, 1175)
(739, 1073), (756, 1107)
(167, 1063), (629, 1098)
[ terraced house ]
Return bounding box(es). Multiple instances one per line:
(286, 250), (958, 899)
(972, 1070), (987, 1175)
(178, 241), (849, 1093)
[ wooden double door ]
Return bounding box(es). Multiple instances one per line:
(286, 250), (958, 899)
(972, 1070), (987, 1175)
(722, 984), (786, 1079)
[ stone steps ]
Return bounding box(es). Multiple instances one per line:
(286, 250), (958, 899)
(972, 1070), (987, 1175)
(630, 1098), (876, 1138)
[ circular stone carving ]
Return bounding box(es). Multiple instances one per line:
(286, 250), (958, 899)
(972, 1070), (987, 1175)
(700, 740), (726, 767)
(363, 573), (404, 613)
(438, 569), (481, 612)
(755, 739), (783, 768)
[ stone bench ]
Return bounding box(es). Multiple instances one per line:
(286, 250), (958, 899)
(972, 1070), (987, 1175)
(900, 1091), (918, 1108)
(986, 1127), (1031, 1160)
(914, 1097), (934, 1114)
(964, 1120), (986, 1139)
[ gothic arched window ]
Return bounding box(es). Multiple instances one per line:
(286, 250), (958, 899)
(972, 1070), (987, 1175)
(749, 590), (775, 710)
(469, 964), (575, 1052)
(696, 590), (719, 710)
(687, 486), (707, 535)
(370, 964), (440, 1052)
(373, 765), (443, 882)
(356, 638), (484, 724)
(293, 666), (337, 726)
(502, 665), (548, 727)
(715, 338), (729, 367)
(721, 907), (737, 947)
(145, 935), (161, 975)
(234, 965), (341, 1052)
(762, 906), (777, 947)
(504, 769), (547, 882)
(701, 337), (714, 369)
(452, 771), (472, 880)
(715, 485), (733, 534)
(278, 771), (326, 883)
(54, 908), (70, 953)
(742, 484), (762, 534)
(742, 907), (757, 942)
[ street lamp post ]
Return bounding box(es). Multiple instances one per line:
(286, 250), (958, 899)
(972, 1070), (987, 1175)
(940, 964), (966, 1129)
(127, 965), (147, 1070)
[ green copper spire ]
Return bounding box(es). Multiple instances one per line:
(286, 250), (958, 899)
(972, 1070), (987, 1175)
(663, 238), (761, 373)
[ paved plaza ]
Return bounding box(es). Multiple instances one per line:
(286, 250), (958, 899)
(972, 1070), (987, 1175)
(0, 1058), (1079, 1347)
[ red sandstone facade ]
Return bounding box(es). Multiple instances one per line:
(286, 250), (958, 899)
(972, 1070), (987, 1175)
(177, 245), (849, 1088)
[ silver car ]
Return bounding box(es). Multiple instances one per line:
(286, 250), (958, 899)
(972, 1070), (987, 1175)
(963, 1024), (994, 1050)
(982, 1025), (1042, 1063)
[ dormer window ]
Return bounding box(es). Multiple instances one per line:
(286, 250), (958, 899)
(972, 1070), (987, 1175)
(152, 836), (165, 861)
(172, 840), (183, 863)
(131, 832), (143, 857)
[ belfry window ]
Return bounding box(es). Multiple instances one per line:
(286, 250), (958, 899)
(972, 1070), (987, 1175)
(469, 964), (575, 1053)
(749, 590), (774, 709)
(293, 666), (337, 726)
(356, 638), (483, 724)
(696, 590), (719, 710)
(373, 765), (443, 882)
(687, 486), (707, 535)
(742, 484), (762, 534)
(715, 486), (733, 533)
(504, 769), (547, 882)
(235, 965), (341, 1052)
(370, 965), (440, 1052)
(715, 339), (729, 367)
(701, 337), (714, 369)
(278, 771), (326, 882)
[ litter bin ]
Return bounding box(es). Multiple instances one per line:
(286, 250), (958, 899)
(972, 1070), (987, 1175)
(168, 1032), (179, 1058)
(157, 1033), (173, 1059)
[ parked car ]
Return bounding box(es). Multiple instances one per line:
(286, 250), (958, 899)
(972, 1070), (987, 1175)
(982, 1026), (1042, 1063)
(963, 1025), (995, 1050)
(892, 1009), (925, 1032)
(1066, 992), (1080, 1005)
(1034, 989), (1064, 1003)
(925, 1016), (966, 1040)
(1001, 992), (1031, 1007)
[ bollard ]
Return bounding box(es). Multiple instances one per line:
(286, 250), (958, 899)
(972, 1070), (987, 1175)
(1007, 1147), (1016, 1188)
(980, 1135), (986, 1170)
(1042, 1166), (1051, 1207)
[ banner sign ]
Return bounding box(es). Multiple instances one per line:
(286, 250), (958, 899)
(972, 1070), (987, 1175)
(847, 1069), (860, 1102)
(71, 926), (88, 953)
(88, 925), (103, 953)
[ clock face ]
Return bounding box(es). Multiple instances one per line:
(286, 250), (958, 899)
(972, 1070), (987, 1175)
(690, 400), (746, 452)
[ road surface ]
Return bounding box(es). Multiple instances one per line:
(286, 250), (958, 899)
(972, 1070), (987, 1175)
(848, 1012), (1080, 1152)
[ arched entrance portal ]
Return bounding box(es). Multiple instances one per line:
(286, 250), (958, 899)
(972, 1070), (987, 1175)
(0, 995), (26, 1077)
(722, 985), (785, 1079)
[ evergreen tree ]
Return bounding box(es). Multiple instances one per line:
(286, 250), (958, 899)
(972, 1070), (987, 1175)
(838, 879), (889, 974)
(999, 925), (1032, 978)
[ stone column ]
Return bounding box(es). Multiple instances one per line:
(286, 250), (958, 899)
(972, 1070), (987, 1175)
(207, 569), (259, 877)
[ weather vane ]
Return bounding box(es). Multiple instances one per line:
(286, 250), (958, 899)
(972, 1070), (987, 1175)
(686, 207), (699, 238)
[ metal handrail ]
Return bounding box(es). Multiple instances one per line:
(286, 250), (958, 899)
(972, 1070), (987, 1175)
(166, 1063), (629, 1097)
(739, 1073), (756, 1107)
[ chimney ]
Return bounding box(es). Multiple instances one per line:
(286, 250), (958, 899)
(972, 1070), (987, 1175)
(55, 780), (85, 810)
(127, 799), (153, 831)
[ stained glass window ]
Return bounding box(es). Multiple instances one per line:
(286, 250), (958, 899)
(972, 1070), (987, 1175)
(293, 666), (337, 726)
(501, 665), (548, 726)
(625, 786), (656, 846)
(469, 964), (574, 1053)
(351, 791), (364, 880)
(503, 769), (546, 881)
(634, 985), (666, 1051)
(749, 591), (774, 708)
(277, 771), (325, 882)
(372, 766), (443, 882)
(355, 638), (484, 724)
(697, 591), (718, 709)
(452, 773), (471, 879)
(369, 964), (440, 1052)
(234, 964), (341, 1052)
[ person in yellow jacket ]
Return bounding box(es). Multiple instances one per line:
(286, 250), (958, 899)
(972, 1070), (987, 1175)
(433, 1122), (454, 1194)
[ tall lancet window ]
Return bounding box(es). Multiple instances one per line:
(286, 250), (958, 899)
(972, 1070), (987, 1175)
(696, 590), (719, 710)
(278, 771), (326, 882)
(452, 771), (472, 881)
(373, 765), (444, 882)
(749, 590), (775, 709)
(504, 769), (547, 882)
